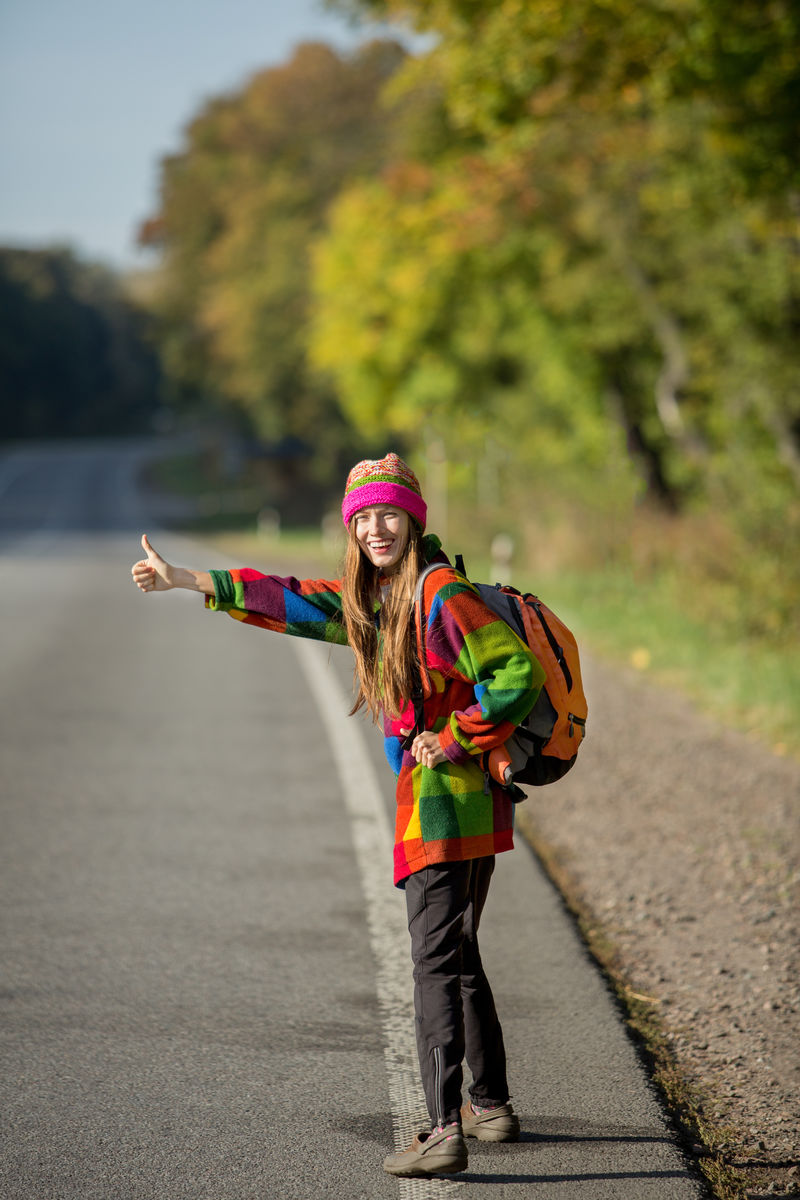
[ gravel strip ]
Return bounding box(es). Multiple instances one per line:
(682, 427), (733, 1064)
(517, 653), (800, 1192)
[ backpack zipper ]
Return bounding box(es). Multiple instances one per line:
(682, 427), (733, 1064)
(530, 599), (573, 692)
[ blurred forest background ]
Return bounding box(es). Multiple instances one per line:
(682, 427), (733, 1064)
(2, 0), (798, 750)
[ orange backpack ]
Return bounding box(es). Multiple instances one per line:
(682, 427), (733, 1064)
(414, 558), (588, 797)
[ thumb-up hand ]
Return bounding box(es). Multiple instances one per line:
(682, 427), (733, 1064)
(131, 534), (175, 592)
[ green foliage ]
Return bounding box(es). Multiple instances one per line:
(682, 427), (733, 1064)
(136, 3), (798, 654)
(313, 0), (800, 645)
(330, 0), (800, 191)
(673, 0), (800, 191)
(314, 18), (799, 500)
(0, 247), (162, 439)
(311, 162), (620, 482)
(528, 553), (800, 760)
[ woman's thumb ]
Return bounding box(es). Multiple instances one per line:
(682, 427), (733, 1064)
(141, 533), (157, 559)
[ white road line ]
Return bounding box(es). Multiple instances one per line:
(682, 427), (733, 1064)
(294, 639), (463, 1198)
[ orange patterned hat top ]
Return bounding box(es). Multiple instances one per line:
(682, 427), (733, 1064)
(342, 452), (427, 530)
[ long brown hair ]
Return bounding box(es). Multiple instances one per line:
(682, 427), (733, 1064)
(341, 518), (425, 721)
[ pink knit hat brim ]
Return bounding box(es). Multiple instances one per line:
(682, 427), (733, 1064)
(341, 481), (427, 530)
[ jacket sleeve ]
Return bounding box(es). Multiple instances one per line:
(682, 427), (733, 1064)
(205, 568), (349, 646)
(421, 571), (545, 764)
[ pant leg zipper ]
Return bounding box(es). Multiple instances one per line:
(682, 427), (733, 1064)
(433, 1045), (445, 1128)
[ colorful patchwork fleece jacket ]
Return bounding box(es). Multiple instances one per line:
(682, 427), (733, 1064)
(206, 536), (544, 887)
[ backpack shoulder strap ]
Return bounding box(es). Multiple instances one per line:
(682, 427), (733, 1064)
(413, 562), (452, 626)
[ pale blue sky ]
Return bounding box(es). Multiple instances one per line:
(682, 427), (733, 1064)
(0, 0), (410, 269)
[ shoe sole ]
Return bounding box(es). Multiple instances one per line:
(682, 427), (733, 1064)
(384, 1147), (468, 1177)
(384, 1156), (467, 1178)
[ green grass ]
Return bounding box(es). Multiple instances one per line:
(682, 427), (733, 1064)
(202, 526), (344, 573)
(146, 439), (796, 766)
(145, 444), (799, 761)
(199, 525), (799, 763)
(523, 565), (799, 760)
(145, 450), (212, 497)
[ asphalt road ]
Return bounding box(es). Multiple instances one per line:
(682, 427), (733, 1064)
(0, 441), (708, 1199)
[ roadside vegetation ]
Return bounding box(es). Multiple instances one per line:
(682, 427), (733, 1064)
(145, 442), (799, 765)
(0, 247), (162, 439)
(130, 0), (796, 761)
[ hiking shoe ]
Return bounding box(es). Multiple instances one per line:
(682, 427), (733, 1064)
(461, 1101), (520, 1142)
(383, 1126), (468, 1177)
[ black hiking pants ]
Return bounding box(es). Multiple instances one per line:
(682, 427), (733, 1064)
(404, 856), (510, 1128)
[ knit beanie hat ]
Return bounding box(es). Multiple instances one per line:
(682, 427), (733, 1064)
(341, 452), (427, 531)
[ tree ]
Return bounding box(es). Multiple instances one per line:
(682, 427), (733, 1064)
(140, 39), (409, 478)
(317, 0), (799, 513)
(0, 247), (162, 439)
(328, 0), (800, 192)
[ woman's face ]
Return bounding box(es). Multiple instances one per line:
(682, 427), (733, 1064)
(353, 505), (410, 575)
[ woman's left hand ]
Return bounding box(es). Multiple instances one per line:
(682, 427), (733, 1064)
(399, 729), (448, 768)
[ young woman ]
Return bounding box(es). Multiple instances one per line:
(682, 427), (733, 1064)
(131, 452), (543, 1178)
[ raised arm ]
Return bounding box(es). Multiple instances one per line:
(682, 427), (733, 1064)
(132, 534), (349, 646)
(131, 534), (214, 595)
(205, 565), (348, 644)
